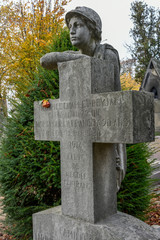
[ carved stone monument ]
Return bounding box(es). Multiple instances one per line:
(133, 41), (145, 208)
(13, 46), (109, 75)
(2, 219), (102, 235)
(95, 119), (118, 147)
(33, 57), (160, 240)
(33, 6), (159, 240)
(141, 58), (160, 133)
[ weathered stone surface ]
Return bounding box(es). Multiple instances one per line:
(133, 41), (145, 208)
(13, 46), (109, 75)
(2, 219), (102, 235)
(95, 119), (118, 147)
(154, 99), (160, 132)
(34, 58), (119, 222)
(34, 58), (154, 144)
(141, 58), (160, 99)
(60, 142), (117, 223)
(34, 58), (154, 223)
(33, 206), (160, 240)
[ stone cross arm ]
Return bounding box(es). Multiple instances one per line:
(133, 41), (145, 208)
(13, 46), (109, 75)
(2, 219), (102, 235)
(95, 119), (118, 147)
(34, 91), (154, 144)
(34, 59), (154, 144)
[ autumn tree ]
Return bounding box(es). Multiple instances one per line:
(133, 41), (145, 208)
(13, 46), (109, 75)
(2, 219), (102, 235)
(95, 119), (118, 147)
(120, 58), (135, 77)
(128, 1), (160, 83)
(120, 73), (140, 91)
(120, 58), (140, 91)
(0, 0), (70, 99)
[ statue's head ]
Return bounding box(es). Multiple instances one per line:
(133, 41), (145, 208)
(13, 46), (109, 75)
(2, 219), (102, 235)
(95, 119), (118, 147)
(65, 6), (102, 47)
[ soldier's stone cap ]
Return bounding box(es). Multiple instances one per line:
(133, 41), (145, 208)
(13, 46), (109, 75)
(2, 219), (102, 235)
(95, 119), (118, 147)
(65, 6), (102, 33)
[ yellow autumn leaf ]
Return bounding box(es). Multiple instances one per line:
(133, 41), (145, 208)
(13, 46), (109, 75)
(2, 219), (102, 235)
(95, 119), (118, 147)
(120, 73), (140, 91)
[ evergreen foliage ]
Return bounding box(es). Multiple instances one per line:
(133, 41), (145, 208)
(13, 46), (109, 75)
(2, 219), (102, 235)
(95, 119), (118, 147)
(128, 1), (160, 83)
(0, 29), (75, 240)
(117, 143), (154, 220)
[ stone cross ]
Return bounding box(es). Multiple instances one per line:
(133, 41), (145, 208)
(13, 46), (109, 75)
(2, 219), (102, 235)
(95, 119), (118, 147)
(34, 57), (154, 224)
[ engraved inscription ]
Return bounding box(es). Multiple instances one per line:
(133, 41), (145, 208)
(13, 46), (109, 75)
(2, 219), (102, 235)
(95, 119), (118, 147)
(66, 153), (84, 161)
(63, 180), (91, 189)
(35, 91), (154, 143)
(35, 117), (127, 140)
(66, 171), (86, 180)
(63, 143), (91, 190)
(35, 233), (51, 240)
(59, 227), (97, 240)
(50, 96), (124, 111)
(35, 93), (135, 142)
(35, 227), (98, 240)
(47, 109), (100, 119)
(69, 141), (82, 149)
(63, 162), (91, 190)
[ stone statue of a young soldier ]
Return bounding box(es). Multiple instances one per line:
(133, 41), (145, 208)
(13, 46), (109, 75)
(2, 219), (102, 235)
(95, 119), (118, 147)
(40, 6), (126, 191)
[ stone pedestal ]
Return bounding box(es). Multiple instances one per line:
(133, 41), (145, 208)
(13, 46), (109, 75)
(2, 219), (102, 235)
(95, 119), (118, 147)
(33, 206), (160, 240)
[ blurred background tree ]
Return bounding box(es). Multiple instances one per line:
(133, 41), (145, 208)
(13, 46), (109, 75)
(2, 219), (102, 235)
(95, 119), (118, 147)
(120, 72), (140, 90)
(127, 1), (160, 83)
(120, 58), (140, 91)
(0, 0), (70, 99)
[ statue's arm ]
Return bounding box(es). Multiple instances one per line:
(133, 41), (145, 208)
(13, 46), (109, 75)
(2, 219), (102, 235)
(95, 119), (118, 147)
(105, 49), (121, 91)
(40, 52), (86, 70)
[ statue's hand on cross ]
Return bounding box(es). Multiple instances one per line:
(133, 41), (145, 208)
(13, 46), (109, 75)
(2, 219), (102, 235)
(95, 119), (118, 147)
(40, 51), (88, 70)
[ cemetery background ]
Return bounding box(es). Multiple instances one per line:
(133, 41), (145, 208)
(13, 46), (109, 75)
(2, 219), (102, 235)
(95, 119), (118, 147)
(0, 31), (159, 239)
(0, 0), (160, 239)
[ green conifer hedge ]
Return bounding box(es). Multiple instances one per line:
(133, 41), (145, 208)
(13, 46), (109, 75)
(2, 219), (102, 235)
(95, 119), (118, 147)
(117, 143), (154, 220)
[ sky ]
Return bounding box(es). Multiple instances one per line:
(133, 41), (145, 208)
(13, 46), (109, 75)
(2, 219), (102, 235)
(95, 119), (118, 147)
(65, 0), (160, 60)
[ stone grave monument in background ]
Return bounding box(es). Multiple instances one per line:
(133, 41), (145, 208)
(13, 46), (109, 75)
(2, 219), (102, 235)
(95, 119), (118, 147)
(140, 58), (160, 133)
(33, 6), (160, 240)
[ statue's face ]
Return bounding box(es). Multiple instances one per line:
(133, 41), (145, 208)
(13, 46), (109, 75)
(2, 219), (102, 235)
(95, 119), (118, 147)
(69, 16), (92, 49)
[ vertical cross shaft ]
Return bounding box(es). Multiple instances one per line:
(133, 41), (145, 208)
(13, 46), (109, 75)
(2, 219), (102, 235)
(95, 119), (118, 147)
(58, 58), (117, 223)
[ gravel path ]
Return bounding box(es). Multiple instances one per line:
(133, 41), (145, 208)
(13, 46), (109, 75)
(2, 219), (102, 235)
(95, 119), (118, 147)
(0, 197), (9, 239)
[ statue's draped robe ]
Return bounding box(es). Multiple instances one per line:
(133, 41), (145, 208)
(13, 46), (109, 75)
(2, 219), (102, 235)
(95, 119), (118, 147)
(94, 44), (127, 191)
